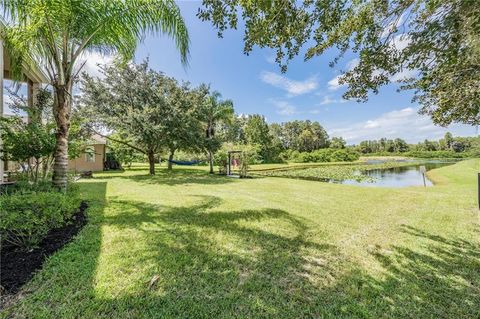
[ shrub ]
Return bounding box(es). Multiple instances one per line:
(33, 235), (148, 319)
(0, 187), (80, 249)
(329, 149), (360, 162)
(405, 150), (467, 159)
(284, 148), (360, 163)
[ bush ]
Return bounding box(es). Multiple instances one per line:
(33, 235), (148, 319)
(0, 186), (80, 249)
(282, 148), (360, 163)
(329, 149), (360, 162)
(405, 150), (467, 159)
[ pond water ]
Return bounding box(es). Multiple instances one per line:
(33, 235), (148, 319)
(340, 162), (455, 188)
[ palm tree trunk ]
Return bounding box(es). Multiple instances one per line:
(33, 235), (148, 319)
(52, 86), (70, 191)
(208, 150), (214, 174)
(148, 151), (155, 175)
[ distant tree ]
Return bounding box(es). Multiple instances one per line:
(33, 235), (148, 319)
(244, 114), (273, 160)
(280, 120), (329, 152)
(199, 91), (234, 174)
(267, 123), (285, 162)
(245, 115), (270, 146)
(218, 115), (248, 144)
(422, 139), (438, 152)
(393, 138), (409, 153)
(199, 0), (480, 126)
(330, 137), (346, 149)
(358, 141), (373, 154)
(444, 132), (454, 151)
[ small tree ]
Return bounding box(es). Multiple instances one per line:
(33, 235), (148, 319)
(1, 88), (88, 181)
(0, 118), (56, 182)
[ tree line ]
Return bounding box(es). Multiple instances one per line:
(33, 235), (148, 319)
(355, 133), (480, 155)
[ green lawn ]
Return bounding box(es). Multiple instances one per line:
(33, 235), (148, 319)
(3, 160), (479, 318)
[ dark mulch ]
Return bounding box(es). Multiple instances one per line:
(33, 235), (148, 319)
(1, 201), (88, 295)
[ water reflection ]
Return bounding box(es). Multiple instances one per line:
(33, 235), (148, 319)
(340, 162), (454, 188)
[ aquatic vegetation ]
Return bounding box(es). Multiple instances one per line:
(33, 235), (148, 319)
(254, 161), (425, 182)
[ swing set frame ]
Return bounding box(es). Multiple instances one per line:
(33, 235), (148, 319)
(227, 150), (242, 177)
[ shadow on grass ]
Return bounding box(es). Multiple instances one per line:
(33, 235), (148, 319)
(338, 224), (480, 318)
(97, 168), (236, 186)
(4, 188), (479, 318)
(89, 198), (480, 318)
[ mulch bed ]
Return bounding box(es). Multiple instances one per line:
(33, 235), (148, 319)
(1, 201), (88, 295)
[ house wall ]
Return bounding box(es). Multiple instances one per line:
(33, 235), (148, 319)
(68, 144), (105, 172)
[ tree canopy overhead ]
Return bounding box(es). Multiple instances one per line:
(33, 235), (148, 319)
(198, 0), (480, 126)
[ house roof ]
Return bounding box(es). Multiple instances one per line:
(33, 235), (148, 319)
(89, 134), (107, 145)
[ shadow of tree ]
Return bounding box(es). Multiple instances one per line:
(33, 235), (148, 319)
(90, 196), (340, 318)
(5, 190), (479, 318)
(95, 199), (480, 318)
(97, 169), (236, 186)
(319, 224), (480, 318)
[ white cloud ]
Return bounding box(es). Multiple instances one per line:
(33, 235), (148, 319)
(390, 68), (417, 82)
(77, 51), (114, 78)
(269, 99), (325, 116)
(327, 76), (343, 91)
(265, 54), (276, 64)
(328, 58), (359, 91)
(260, 71), (318, 96)
(346, 58), (360, 70)
(319, 95), (348, 105)
(271, 100), (298, 116)
(389, 34), (410, 51)
(327, 107), (476, 143)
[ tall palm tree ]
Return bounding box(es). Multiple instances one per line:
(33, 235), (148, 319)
(202, 91), (234, 174)
(1, 0), (189, 190)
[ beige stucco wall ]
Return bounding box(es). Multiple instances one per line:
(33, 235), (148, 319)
(68, 144), (105, 172)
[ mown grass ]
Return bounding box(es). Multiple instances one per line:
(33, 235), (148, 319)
(2, 160), (479, 318)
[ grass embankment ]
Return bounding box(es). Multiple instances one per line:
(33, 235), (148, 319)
(2, 160), (479, 318)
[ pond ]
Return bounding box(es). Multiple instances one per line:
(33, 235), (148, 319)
(340, 161), (455, 188)
(256, 160), (458, 188)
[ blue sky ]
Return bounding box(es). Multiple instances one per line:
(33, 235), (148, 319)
(5, 1), (476, 144)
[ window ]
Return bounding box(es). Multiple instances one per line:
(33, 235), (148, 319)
(85, 146), (95, 163)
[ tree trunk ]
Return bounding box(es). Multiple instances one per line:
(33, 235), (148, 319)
(52, 86), (70, 191)
(148, 151), (155, 175)
(167, 149), (175, 170)
(208, 150), (214, 174)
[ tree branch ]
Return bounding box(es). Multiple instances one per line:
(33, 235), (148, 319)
(88, 127), (147, 154)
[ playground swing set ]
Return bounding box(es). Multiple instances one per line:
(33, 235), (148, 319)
(164, 150), (249, 178)
(227, 150), (247, 178)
